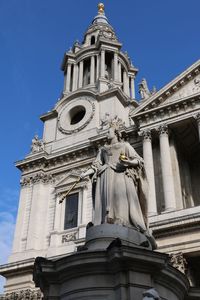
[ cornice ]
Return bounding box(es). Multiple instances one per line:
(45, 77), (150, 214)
(133, 94), (200, 130)
(40, 109), (58, 122)
(150, 210), (200, 238)
(97, 86), (133, 107)
(55, 89), (98, 111)
(0, 258), (35, 275)
(15, 142), (96, 173)
(132, 59), (200, 116)
(15, 125), (138, 174)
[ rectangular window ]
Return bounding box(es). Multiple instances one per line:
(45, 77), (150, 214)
(64, 192), (79, 230)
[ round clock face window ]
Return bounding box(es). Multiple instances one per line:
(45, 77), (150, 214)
(58, 97), (95, 134)
(69, 106), (86, 125)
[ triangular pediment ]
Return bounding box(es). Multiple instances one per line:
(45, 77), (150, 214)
(55, 172), (81, 190)
(132, 59), (200, 116)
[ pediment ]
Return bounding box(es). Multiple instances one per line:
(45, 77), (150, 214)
(132, 59), (200, 116)
(55, 172), (81, 190)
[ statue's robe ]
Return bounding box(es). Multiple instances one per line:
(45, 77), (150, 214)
(91, 141), (148, 232)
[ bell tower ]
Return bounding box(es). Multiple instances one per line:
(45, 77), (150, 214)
(62, 3), (137, 96)
(40, 3), (138, 155)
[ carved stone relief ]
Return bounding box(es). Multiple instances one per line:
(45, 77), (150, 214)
(163, 75), (200, 105)
(62, 231), (77, 243)
(20, 173), (54, 187)
(0, 289), (42, 300)
(58, 97), (95, 134)
(169, 252), (188, 274)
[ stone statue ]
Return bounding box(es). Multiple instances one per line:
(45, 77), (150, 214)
(139, 78), (151, 100)
(143, 288), (160, 300)
(31, 135), (44, 153)
(81, 117), (149, 233)
(105, 64), (109, 80)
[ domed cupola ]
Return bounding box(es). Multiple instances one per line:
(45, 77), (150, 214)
(83, 3), (118, 46)
(61, 3), (138, 98)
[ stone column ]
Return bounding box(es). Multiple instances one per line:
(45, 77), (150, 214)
(159, 125), (176, 211)
(100, 49), (105, 78)
(66, 63), (72, 92)
(142, 130), (157, 216)
(114, 52), (118, 81)
(78, 60), (83, 89)
(130, 76), (135, 99)
(118, 61), (122, 82)
(123, 70), (129, 95)
(194, 112), (200, 140)
(72, 64), (78, 91)
(96, 55), (99, 81)
(90, 56), (95, 85)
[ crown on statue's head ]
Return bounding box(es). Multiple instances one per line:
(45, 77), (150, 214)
(100, 113), (124, 130)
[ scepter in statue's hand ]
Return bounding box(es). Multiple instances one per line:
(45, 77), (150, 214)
(59, 177), (81, 204)
(58, 168), (95, 204)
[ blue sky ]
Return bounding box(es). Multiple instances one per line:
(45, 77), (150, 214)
(0, 0), (200, 292)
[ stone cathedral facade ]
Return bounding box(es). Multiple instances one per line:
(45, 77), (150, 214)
(1, 3), (200, 299)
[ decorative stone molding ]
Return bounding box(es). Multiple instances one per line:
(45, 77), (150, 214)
(17, 145), (97, 177)
(55, 167), (90, 185)
(193, 111), (200, 122)
(0, 289), (42, 300)
(158, 124), (168, 136)
(139, 129), (152, 141)
(58, 97), (95, 134)
(132, 93), (200, 129)
(62, 231), (77, 243)
(169, 252), (188, 274)
(20, 173), (54, 187)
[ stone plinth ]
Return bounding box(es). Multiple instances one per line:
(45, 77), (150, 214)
(33, 225), (190, 300)
(85, 223), (153, 250)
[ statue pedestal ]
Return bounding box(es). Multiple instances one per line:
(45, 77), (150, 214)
(34, 224), (190, 300)
(85, 223), (153, 250)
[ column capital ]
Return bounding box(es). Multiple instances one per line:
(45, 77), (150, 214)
(158, 124), (168, 136)
(193, 112), (200, 122)
(130, 74), (136, 79)
(140, 129), (152, 141)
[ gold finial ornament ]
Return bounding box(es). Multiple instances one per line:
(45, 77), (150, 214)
(98, 3), (105, 14)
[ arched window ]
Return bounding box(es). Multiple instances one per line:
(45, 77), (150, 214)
(91, 35), (95, 45)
